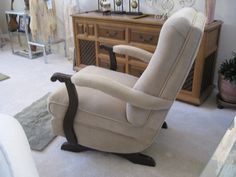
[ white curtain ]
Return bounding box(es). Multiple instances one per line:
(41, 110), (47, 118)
(62, 0), (79, 60)
(29, 0), (57, 43)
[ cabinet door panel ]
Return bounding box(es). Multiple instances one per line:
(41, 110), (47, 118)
(87, 24), (95, 36)
(76, 22), (84, 35)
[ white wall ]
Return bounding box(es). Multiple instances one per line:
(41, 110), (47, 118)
(195, 0), (236, 81)
(1, 0), (236, 82)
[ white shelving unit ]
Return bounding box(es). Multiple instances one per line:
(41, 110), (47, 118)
(5, 10), (67, 63)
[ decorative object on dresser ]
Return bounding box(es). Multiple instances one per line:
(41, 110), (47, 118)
(127, 0), (142, 15)
(98, 0), (106, 12)
(217, 52), (236, 109)
(48, 7), (206, 167)
(72, 10), (222, 105)
(113, 0), (124, 14)
(101, 0), (112, 14)
(205, 0), (216, 24)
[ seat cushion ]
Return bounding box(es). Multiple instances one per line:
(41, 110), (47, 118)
(48, 67), (160, 152)
(48, 66), (141, 134)
(49, 66), (138, 122)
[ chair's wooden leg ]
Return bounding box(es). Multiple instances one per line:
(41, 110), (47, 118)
(61, 142), (91, 152)
(162, 121), (168, 129)
(116, 153), (156, 167)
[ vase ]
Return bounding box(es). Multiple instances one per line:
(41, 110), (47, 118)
(8, 15), (19, 32)
(218, 74), (236, 104)
(205, 0), (216, 24)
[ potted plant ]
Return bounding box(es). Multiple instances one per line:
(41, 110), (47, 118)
(217, 52), (236, 108)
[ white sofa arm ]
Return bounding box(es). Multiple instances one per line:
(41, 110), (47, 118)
(113, 45), (153, 63)
(71, 73), (172, 110)
(0, 114), (39, 177)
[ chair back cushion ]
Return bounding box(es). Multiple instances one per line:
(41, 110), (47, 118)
(127, 8), (206, 126)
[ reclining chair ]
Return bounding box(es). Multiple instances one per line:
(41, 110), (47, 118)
(48, 7), (206, 166)
(0, 114), (39, 177)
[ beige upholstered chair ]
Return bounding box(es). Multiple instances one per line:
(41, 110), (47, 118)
(48, 7), (206, 166)
(0, 114), (39, 177)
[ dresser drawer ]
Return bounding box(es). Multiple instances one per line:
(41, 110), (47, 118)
(130, 29), (159, 45)
(98, 25), (125, 40)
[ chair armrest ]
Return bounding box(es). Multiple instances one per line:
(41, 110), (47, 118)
(0, 114), (39, 177)
(113, 45), (153, 63)
(100, 45), (117, 71)
(71, 73), (172, 110)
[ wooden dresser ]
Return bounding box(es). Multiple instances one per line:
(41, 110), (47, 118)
(72, 11), (223, 105)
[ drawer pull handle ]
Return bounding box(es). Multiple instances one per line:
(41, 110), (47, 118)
(139, 35), (153, 43)
(106, 31), (118, 37)
(144, 36), (153, 42)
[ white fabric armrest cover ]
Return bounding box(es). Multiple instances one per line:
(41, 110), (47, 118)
(71, 73), (172, 110)
(0, 114), (39, 177)
(113, 45), (153, 63)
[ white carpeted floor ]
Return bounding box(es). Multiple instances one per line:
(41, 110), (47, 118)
(0, 46), (235, 177)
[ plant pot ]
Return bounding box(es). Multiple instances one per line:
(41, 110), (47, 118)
(218, 74), (236, 104)
(205, 0), (216, 24)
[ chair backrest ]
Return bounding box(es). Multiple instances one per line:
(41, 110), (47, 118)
(126, 8), (206, 126)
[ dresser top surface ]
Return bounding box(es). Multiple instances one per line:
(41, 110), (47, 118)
(72, 11), (223, 30)
(72, 11), (165, 26)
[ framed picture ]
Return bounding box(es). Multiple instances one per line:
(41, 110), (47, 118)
(18, 15), (30, 33)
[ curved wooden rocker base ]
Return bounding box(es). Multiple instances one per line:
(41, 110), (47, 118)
(61, 142), (156, 167)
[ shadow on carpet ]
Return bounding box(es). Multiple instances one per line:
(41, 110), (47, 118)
(0, 73), (10, 81)
(15, 93), (56, 151)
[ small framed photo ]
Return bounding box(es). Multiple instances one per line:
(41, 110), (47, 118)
(18, 15), (30, 33)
